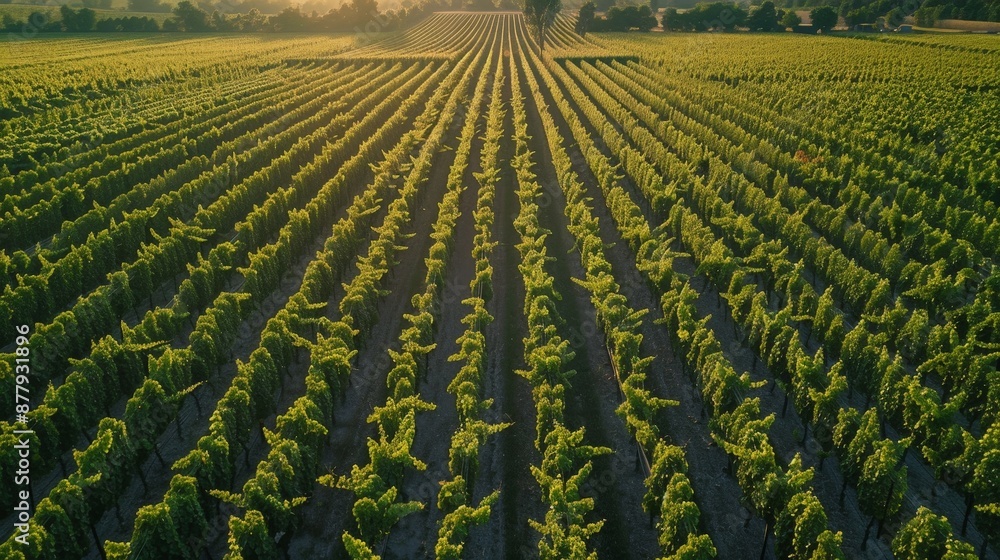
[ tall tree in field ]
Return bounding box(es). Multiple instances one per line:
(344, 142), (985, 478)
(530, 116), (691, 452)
(575, 1), (595, 35)
(522, 0), (561, 55)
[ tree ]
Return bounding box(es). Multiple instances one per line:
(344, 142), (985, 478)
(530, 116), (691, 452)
(661, 7), (681, 30)
(350, 0), (379, 20)
(269, 6), (307, 31)
(842, 3), (877, 26)
(604, 5), (659, 31)
(576, 1), (595, 35)
(667, 2), (747, 31)
(172, 1), (210, 31)
(233, 8), (266, 31)
(747, 1), (780, 31)
(810, 6), (838, 32)
(60, 5), (96, 32)
(521, 0), (561, 54)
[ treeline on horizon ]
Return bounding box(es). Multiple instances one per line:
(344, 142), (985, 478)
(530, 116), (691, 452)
(574, 0), (998, 32)
(790, 0), (999, 22)
(595, 0), (1000, 23)
(574, 0), (829, 31)
(2, 0), (997, 35)
(0, 0), (520, 33)
(563, 0), (1000, 24)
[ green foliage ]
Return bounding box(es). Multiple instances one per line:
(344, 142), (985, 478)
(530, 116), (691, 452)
(664, 533), (717, 560)
(343, 532), (381, 560)
(893, 507), (976, 560)
(780, 10), (801, 27)
(593, 5), (659, 31)
(435, 491), (498, 559)
(128, 476), (207, 560)
(858, 439), (907, 523)
(810, 6), (839, 31)
(747, 1), (781, 31)
(225, 510), (277, 560)
(775, 491), (830, 560)
(661, 2), (747, 31)
(13, 15), (1000, 560)
(643, 443), (689, 518)
(658, 474), (702, 555)
(349, 486), (423, 544)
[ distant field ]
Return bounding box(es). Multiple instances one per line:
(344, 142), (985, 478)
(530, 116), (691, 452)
(933, 18), (1000, 31)
(856, 28), (1000, 50)
(0, 15), (999, 560)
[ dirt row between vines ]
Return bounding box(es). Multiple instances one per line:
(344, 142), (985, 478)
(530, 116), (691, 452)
(567, 57), (998, 559)
(545, 56), (897, 558)
(2, 64), (397, 552)
(1, 62), (403, 543)
(522, 47), (765, 559)
(465, 48), (546, 560)
(548, 53), (981, 558)
(84, 84), (408, 558)
(285, 59), (482, 559)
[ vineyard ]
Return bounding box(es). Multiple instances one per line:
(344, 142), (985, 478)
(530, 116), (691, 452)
(1, 13), (1000, 560)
